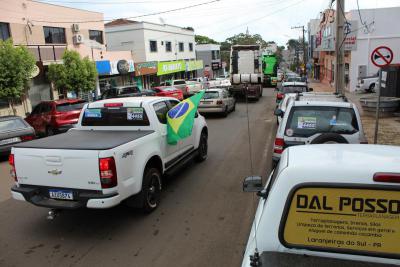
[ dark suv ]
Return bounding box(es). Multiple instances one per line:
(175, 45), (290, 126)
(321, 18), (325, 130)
(101, 86), (155, 99)
(25, 99), (86, 136)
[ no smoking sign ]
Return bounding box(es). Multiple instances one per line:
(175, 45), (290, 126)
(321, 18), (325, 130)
(371, 46), (393, 67)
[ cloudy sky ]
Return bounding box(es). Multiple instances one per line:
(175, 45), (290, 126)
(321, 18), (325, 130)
(37, 0), (400, 45)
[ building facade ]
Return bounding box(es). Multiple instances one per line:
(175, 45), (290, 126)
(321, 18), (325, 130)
(105, 20), (203, 88)
(0, 0), (133, 116)
(195, 44), (223, 79)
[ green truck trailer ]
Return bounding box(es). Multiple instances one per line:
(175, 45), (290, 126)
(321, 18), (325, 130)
(262, 54), (278, 87)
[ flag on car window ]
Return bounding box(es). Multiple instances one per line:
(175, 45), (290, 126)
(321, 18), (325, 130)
(167, 90), (205, 145)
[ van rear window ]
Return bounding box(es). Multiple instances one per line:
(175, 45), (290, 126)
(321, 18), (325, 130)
(281, 185), (400, 258)
(81, 107), (150, 126)
(285, 106), (358, 137)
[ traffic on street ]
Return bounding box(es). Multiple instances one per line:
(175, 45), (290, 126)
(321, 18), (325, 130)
(1, 0), (400, 266)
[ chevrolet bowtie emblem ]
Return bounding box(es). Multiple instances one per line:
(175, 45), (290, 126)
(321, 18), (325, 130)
(48, 169), (62, 175)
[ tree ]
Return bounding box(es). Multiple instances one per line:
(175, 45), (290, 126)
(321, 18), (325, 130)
(225, 33), (268, 48)
(286, 39), (300, 51)
(48, 50), (97, 96)
(0, 39), (36, 113)
(195, 35), (219, 45)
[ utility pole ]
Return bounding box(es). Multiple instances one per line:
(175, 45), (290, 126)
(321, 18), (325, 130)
(291, 25), (306, 74)
(335, 0), (345, 94)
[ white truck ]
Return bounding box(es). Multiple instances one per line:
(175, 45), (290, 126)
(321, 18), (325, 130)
(230, 45), (263, 100)
(10, 97), (208, 214)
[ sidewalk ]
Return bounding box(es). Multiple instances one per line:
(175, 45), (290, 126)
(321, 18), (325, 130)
(308, 80), (400, 146)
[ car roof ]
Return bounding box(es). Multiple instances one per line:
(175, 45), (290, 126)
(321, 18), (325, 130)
(293, 100), (352, 108)
(282, 82), (306, 86)
(48, 99), (84, 105)
(205, 88), (225, 92)
(286, 145), (400, 180)
(0, 115), (22, 121)
(90, 96), (176, 107)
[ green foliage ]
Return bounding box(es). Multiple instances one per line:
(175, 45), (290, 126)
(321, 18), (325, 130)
(0, 39), (36, 98)
(225, 33), (268, 47)
(195, 35), (219, 45)
(48, 50), (97, 94)
(286, 39), (300, 50)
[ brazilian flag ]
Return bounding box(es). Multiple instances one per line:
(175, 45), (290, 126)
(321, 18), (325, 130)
(167, 90), (205, 145)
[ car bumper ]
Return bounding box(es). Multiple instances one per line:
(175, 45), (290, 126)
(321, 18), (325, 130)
(198, 106), (225, 113)
(11, 185), (120, 209)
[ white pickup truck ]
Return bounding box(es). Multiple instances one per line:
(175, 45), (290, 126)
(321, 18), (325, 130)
(10, 97), (208, 213)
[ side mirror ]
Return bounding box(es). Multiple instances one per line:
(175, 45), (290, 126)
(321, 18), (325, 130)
(243, 176), (263, 192)
(308, 88), (313, 92)
(274, 109), (284, 117)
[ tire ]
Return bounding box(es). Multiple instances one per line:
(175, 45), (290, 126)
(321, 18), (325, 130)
(195, 130), (208, 162)
(46, 126), (55, 136)
(232, 102), (236, 112)
(138, 167), (162, 213)
(222, 106), (228, 117)
(310, 133), (349, 144)
(368, 83), (375, 92)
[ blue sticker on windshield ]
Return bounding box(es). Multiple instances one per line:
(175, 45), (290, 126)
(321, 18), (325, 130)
(84, 109), (102, 118)
(330, 116), (337, 126)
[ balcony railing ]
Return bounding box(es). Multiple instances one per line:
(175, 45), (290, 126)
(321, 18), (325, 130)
(25, 45), (67, 63)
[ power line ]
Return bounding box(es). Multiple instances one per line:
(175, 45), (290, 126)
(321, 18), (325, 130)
(36, 0), (197, 4)
(30, 0), (220, 23)
(356, 0), (372, 33)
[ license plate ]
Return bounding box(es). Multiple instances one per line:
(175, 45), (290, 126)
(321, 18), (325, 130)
(0, 137), (20, 145)
(201, 101), (212, 104)
(49, 189), (73, 200)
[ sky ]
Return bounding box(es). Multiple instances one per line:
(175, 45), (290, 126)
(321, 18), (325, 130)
(35, 0), (400, 46)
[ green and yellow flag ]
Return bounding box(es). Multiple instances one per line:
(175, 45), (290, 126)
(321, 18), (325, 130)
(167, 90), (205, 145)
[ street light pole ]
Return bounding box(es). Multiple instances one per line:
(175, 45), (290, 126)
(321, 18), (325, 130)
(335, 0), (346, 95)
(291, 25), (306, 74)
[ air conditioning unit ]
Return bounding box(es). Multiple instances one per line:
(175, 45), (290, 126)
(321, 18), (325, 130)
(72, 23), (80, 33)
(73, 34), (84, 44)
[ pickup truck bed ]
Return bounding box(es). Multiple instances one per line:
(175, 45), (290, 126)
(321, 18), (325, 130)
(14, 130), (154, 150)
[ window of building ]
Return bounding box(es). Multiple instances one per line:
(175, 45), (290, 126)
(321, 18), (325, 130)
(212, 50), (220, 60)
(43, 26), (66, 44)
(150, 40), (157, 52)
(189, 42), (193, 52)
(165, 41), (172, 52)
(89, 30), (103, 44)
(0, 22), (11, 41)
(179, 42), (184, 52)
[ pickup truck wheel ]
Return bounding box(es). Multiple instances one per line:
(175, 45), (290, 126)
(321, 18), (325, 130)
(195, 131), (208, 162)
(140, 167), (161, 213)
(46, 126), (55, 136)
(368, 83), (375, 92)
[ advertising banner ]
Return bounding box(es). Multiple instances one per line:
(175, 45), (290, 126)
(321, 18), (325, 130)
(135, 61), (158, 76)
(157, 60), (186, 76)
(282, 186), (400, 257)
(186, 60), (204, 71)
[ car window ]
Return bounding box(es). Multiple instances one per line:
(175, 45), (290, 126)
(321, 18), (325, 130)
(282, 86), (307, 93)
(165, 81), (171, 86)
(119, 87), (140, 95)
(41, 103), (52, 113)
(153, 101), (169, 124)
(31, 104), (43, 115)
(0, 119), (26, 131)
(285, 106), (359, 137)
(166, 100), (179, 109)
(173, 80), (186, 85)
(203, 91), (220, 99)
(56, 101), (86, 112)
(81, 107), (150, 126)
(222, 91), (228, 98)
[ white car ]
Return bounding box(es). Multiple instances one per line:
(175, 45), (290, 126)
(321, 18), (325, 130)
(199, 88), (236, 117)
(10, 97), (208, 213)
(274, 93), (296, 125)
(242, 144), (400, 266)
(273, 94), (367, 163)
(357, 75), (379, 92)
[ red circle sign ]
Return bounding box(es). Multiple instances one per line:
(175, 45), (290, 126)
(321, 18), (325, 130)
(371, 46), (393, 67)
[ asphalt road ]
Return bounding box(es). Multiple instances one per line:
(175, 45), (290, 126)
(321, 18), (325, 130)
(0, 88), (277, 267)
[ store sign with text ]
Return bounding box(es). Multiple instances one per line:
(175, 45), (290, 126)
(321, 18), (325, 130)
(186, 60), (204, 71)
(316, 21), (358, 51)
(135, 61), (158, 76)
(282, 186), (400, 257)
(157, 60), (186, 76)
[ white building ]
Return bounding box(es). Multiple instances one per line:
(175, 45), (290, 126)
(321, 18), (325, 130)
(349, 7), (400, 92)
(195, 44), (223, 78)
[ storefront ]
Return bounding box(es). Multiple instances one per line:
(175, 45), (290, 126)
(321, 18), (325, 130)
(186, 60), (204, 79)
(157, 60), (186, 82)
(134, 61), (158, 89)
(95, 59), (135, 95)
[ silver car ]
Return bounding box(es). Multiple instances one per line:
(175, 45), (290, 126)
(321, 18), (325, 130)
(199, 88), (236, 117)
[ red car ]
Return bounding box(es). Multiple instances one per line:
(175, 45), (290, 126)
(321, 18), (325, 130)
(25, 99), (86, 136)
(152, 86), (183, 100)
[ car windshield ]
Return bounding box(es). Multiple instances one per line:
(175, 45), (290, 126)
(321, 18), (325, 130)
(287, 77), (301, 82)
(0, 119), (26, 131)
(285, 106), (359, 137)
(282, 86), (307, 93)
(203, 91), (220, 99)
(173, 80), (186, 85)
(118, 87), (140, 95)
(81, 107), (150, 126)
(56, 101), (86, 112)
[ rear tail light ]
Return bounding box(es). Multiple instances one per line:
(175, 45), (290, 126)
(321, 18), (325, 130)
(216, 100), (223, 105)
(9, 153), (17, 182)
(274, 138), (285, 154)
(99, 157), (117, 188)
(277, 93), (284, 100)
(21, 135), (35, 141)
(185, 86), (189, 94)
(373, 173), (400, 183)
(104, 103), (123, 108)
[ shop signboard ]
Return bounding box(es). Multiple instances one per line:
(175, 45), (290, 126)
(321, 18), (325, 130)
(316, 21), (358, 52)
(211, 62), (221, 70)
(135, 61), (158, 76)
(95, 60), (111, 75)
(157, 60), (186, 76)
(186, 60), (204, 71)
(110, 59), (135, 75)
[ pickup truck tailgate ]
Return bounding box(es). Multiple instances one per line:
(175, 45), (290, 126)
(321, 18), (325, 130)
(14, 148), (101, 190)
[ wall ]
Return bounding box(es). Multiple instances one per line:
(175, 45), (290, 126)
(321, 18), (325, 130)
(349, 7), (400, 91)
